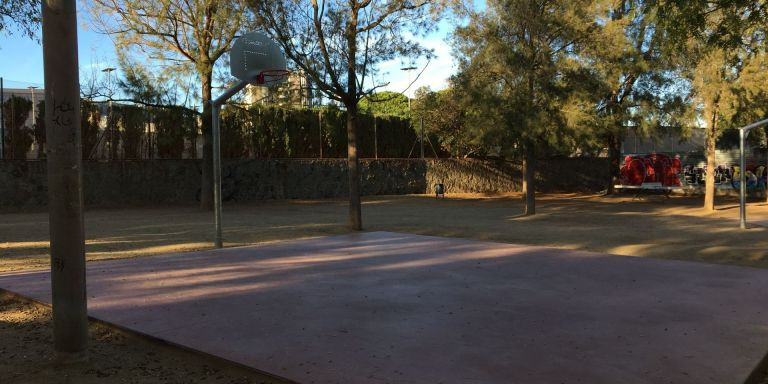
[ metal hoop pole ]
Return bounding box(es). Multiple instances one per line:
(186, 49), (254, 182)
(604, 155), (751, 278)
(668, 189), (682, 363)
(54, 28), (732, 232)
(740, 128), (746, 229)
(212, 102), (223, 247)
(738, 118), (768, 229)
(211, 79), (249, 248)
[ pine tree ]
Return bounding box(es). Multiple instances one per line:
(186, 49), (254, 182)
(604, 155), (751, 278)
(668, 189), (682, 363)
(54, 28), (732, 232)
(453, 0), (597, 215)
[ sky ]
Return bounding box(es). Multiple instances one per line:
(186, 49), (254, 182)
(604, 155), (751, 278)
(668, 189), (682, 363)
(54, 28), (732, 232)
(0, 6), (460, 105)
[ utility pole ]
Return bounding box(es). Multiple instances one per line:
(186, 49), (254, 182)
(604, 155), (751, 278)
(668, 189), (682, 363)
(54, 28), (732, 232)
(29, 86), (39, 159)
(420, 116), (424, 159)
(42, 0), (88, 362)
(400, 66), (416, 111)
(401, 66), (422, 159)
(28, 86), (38, 126)
(102, 67), (115, 159)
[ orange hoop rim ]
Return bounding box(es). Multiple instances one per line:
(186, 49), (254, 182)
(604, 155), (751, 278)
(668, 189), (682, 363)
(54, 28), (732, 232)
(256, 69), (290, 85)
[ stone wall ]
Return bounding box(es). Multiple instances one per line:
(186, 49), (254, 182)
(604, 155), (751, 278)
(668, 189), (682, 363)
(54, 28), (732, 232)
(0, 158), (610, 209)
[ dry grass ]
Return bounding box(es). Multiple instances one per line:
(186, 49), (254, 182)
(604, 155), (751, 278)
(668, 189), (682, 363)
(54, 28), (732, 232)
(3, 192), (768, 273)
(0, 295), (287, 384)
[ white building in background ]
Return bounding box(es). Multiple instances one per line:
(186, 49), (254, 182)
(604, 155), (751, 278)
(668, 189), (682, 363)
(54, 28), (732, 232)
(243, 69), (312, 109)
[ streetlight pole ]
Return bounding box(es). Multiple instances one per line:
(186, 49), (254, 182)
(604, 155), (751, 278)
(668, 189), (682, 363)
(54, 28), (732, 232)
(211, 79), (250, 248)
(28, 86), (38, 126)
(28, 86), (39, 158)
(101, 67), (116, 100)
(102, 68), (116, 160)
(401, 66), (416, 110)
(401, 66), (422, 159)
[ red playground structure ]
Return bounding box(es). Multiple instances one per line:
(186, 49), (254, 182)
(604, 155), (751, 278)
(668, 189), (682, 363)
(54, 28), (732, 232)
(619, 153), (682, 188)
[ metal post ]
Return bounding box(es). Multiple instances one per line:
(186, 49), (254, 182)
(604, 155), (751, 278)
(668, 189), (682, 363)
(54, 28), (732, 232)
(29, 86), (38, 126)
(10, 95), (14, 159)
(737, 118), (768, 229)
(374, 116), (378, 159)
(420, 116), (424, 159)
(211, 79), (248, 248)
(319, 110), (323, 159)
(740, 128), (747, 229)
(212, 103), (223, 247)
(42, 0), (88, 362)
(108, 99), (113, 160)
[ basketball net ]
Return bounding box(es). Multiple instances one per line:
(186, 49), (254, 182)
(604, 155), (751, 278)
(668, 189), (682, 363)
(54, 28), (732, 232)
(256, 69), (291, 87)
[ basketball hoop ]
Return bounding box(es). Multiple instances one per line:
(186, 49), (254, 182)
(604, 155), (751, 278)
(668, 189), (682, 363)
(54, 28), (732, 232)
(230, 31), (288, 86)
(212, 31), (288, 248)
(256, 69), (290, 86)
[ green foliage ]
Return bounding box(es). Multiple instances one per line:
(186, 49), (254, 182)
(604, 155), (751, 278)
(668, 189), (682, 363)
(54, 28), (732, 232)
(220, 107), (250, 159)
(91, 0), (249, 93)
(80, 101), (102, 160)
(33, 100), (45, 159)
(251, 1), (442, 103)
(453, 0), (598, 159)
(250, 0), (445, 225)
(92, 0), (252, 207)
(360, 92), (410, 119)
(117, 53), (172, 106)
(153, 107), (197, 159)
(656, 0), (767, 135)
(0, 0), (40, 39)
(657, 0), (767, 51)
(113, 105), (146, 159)
(2, 96), (34, 159)
(412, 87), (476, 157)
(215, 105), (416, 159)
(30, 100), (421, 160)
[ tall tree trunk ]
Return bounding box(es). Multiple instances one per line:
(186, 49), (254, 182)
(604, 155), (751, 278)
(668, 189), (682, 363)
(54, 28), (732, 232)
(606, 132), (622, 194)
(346, 10), (362, 230)
(523, 144), (536, 216)
(523, 66), (536, 215)
(200, 69), (214, 210)
(43, 0), (88, 361)
(346, 106), (362, 230)
(704, 108), (718, 210)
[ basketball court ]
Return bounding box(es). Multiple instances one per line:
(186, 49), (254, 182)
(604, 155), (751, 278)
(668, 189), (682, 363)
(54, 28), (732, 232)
(2, 232), (768, 383)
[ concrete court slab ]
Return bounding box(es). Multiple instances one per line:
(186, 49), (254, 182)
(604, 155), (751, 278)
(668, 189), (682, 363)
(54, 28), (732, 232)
(2, 232), (768, 384)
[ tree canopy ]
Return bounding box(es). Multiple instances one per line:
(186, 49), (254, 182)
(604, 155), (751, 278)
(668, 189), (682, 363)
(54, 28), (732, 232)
(453, 0), (598, 214)
(91, 0), (251, 209)
(655, 0), (767, 209)
(250, 0), (444, 229)
(0, 0), (40, 39)
(359, 91), (410, 118)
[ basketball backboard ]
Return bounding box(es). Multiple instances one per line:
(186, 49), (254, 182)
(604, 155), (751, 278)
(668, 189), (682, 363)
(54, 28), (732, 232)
(230, 31), (288, 85)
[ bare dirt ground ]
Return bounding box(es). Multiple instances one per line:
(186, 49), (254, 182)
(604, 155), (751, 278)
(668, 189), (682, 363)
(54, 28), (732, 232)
(0, 295), (285, 384)
(2, 192), (768, 383)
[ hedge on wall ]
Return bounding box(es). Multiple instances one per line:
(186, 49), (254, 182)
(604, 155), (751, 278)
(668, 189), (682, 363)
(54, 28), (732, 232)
(81, 101), (102, 159)
(25, 101), (417, 160)
(116, 105), (145, 159)
(215, 105), (417, 159)
(2, 96), (34, 159)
